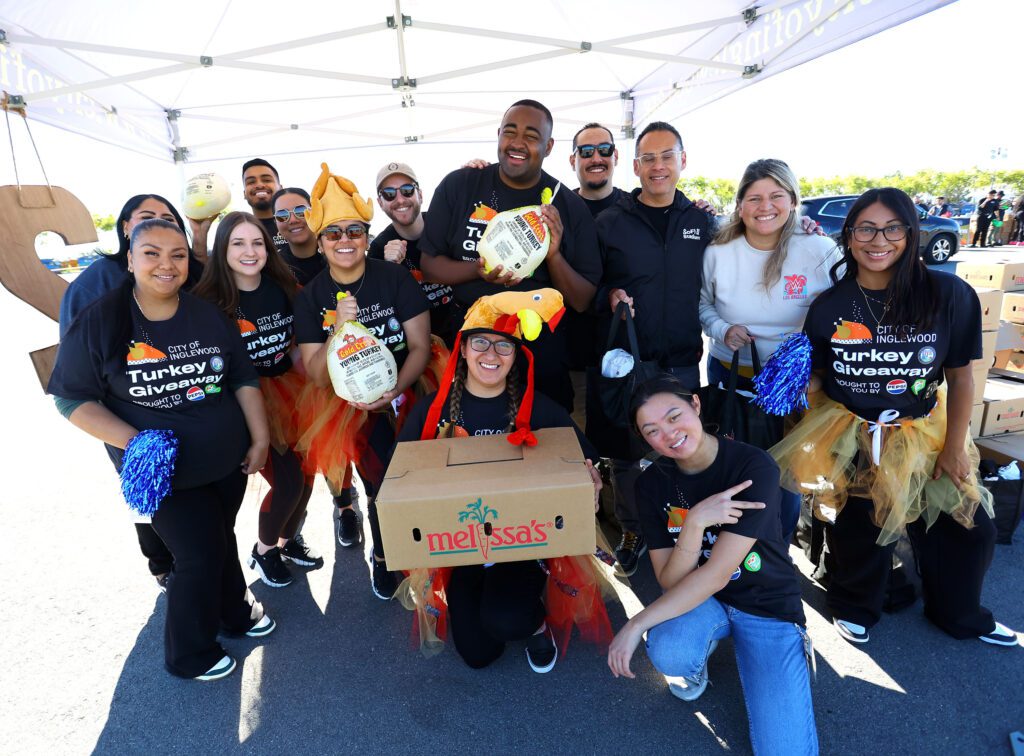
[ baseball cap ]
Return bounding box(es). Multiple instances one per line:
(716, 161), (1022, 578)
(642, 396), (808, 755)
(376, 161), (419, 190)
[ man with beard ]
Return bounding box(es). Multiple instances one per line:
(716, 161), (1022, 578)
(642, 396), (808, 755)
(420, 99), (601, 412)
(369, 162), (457, 346)
(570, 123), (625, 216)
(241, 159), (289, 255)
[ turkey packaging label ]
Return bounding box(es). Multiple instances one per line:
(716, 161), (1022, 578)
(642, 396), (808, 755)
(476, 205), (550, 279)
(327, 320), (398, 404)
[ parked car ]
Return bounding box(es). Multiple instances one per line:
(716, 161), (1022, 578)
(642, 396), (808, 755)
(801, 195), (961, 265)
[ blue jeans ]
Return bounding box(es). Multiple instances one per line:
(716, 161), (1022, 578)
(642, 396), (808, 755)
(705, 355), (800, 540)
(646, 596), (818, 755)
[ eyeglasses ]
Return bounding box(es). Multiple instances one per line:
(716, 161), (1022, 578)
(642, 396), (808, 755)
(636, 150), (683, 166)
(321, 224), (368, 241)
(575, 143), (614, 159)
(467, 335), (515, 357)
(850, 224), (910, 243)
(378, 184), (418, 201)
(273, 205), (309, 222)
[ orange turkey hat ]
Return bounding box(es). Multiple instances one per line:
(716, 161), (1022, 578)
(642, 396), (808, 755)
(421, 288), (565, 447)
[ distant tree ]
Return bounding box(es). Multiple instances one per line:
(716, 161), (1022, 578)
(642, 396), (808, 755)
(92, 214), (116, 232)
(677, 176), (737, 212)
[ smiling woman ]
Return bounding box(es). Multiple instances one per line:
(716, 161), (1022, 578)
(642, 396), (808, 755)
(770, 187), (1017, 649)
(47, 218), (275, 681)
(291, 164), (440, 601)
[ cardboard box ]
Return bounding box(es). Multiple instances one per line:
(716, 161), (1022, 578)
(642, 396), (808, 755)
(972, 364), (990, 404)
(957, 261), (1024, 292)
(970, 402), (986, 438)
(981, 375), (1024, 435)
(1000, 292), (1024, 325)
(975, 433), (1024, 466)
(974, 288), (1003, 331)
(376, 427), (595, 570)
(981, 329), (998, 367)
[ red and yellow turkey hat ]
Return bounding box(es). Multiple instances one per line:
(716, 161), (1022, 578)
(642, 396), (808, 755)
(420, 288), (565, 446)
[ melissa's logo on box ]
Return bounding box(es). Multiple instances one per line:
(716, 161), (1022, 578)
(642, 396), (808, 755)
(425, 497), (551, 561)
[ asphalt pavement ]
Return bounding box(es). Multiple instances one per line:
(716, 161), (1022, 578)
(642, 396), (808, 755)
(2, 249), (1022, 755)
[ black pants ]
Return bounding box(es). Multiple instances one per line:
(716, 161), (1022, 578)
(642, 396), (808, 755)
(258, 446), (313, 545)
(135, 522), (173, 576)
(151, 470), (257, 678)
(826, 496), (996, 638)
(973, 216), (992, 246)
(354, 412), (395, 561)
(447, 561), (547, 669)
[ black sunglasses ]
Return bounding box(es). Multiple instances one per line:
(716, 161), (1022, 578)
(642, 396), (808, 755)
(576, 143), (614, 158)
(321, 224), (368, 241)
(378, 183), (418, 201)
(273, 205), (309, 222)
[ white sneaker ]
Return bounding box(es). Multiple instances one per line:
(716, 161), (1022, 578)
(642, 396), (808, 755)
(979, 621), (1018, 647)
(833, 618), (869, 644)
(245, 614), (276, 638)
(666, 640), (718, 702)
(194, 655), (236, 681)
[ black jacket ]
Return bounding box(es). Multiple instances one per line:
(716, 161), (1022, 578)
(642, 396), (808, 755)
(595, 188), (713, 368)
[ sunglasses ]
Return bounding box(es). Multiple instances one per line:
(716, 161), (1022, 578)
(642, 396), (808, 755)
(273, 205), (309, 222)
(321, 224), (368, 241)
(378, 183), (418, 201)
(575, 143), (614, 159)
(467, 335), (516, 357)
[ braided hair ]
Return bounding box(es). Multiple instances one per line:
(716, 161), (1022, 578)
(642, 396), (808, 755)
(441, 360), (469, 438)
(503, 361), (521, 433)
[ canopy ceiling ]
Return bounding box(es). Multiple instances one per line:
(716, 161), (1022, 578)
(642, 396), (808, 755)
(0, 0), (952, 163)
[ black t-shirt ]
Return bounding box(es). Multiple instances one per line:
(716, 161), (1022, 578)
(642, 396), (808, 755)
(293, 259), (430, 371)
(577, 187), (625, 219)
(260, 216), (292, 257)
(635, 199), (671, 240)
(48, 290), (257, 490)
(420, 164), (601, 307)
(396, 385), (598, 460)
(806, 271), (981, 419)
(368, 213), (457, 344)
(237, 277), (294, 377)
(636, 438), (805, 625)
(279, 246), (325, 287)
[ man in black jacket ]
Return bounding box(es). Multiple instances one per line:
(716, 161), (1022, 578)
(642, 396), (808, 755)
(593, 121), (714, 575)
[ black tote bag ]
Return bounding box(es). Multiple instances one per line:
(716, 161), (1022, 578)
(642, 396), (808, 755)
(699, 346), (785, 450)
(585, 303), (661, 460)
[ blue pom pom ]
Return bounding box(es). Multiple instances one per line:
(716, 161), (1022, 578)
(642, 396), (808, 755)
(753, 333), (812, 416)
(120, 430), (178, 516)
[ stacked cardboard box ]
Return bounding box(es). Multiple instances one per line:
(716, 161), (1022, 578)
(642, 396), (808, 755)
(957, 263), (1024, 441)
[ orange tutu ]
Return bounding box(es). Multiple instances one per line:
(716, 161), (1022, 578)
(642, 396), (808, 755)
(399, 556), (613, 658)
(294, 336), (451, 491)
(259, 370), (307, 453)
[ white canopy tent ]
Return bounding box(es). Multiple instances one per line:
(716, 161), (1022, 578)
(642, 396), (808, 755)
(0, 0), (952, 170)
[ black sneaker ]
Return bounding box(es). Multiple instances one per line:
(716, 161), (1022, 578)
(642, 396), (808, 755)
(615, 531), (647, 577)
(337, 507), (361, 548)
(248, 545), (293, 588)
(369, 553), (401, 600)
(526, 626), (558, 673)
(280, 534), (324, 569)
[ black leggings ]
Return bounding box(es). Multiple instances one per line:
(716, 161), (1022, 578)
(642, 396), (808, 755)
(353, 412), (395, 560)
(826, 496), (996, 638)
(151, 470), (258, 678)
(973, 216), (992, 246)
(447, 560), (547, 669)
(135, 522), (173, 576)
(258, 447), (313, 545)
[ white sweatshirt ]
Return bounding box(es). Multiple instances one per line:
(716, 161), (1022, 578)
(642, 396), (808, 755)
(700, 232), (842, 366)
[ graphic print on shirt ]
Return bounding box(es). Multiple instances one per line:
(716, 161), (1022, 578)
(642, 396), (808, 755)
(237, 309), (293, 369)
(829, 300), (939, 399)
(461, 203), (499, 260)
(124, 338), (227, 409)
(663, 502), (746, 581)
(783, 274), (808, 300)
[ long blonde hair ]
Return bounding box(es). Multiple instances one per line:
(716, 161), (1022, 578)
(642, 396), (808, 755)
(714, 158), (801, 292)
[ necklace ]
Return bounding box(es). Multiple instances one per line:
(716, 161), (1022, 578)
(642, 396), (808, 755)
(857, 281), (891, 326)
(332, 266), (366, 299)
(132, 289), (179, 347)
